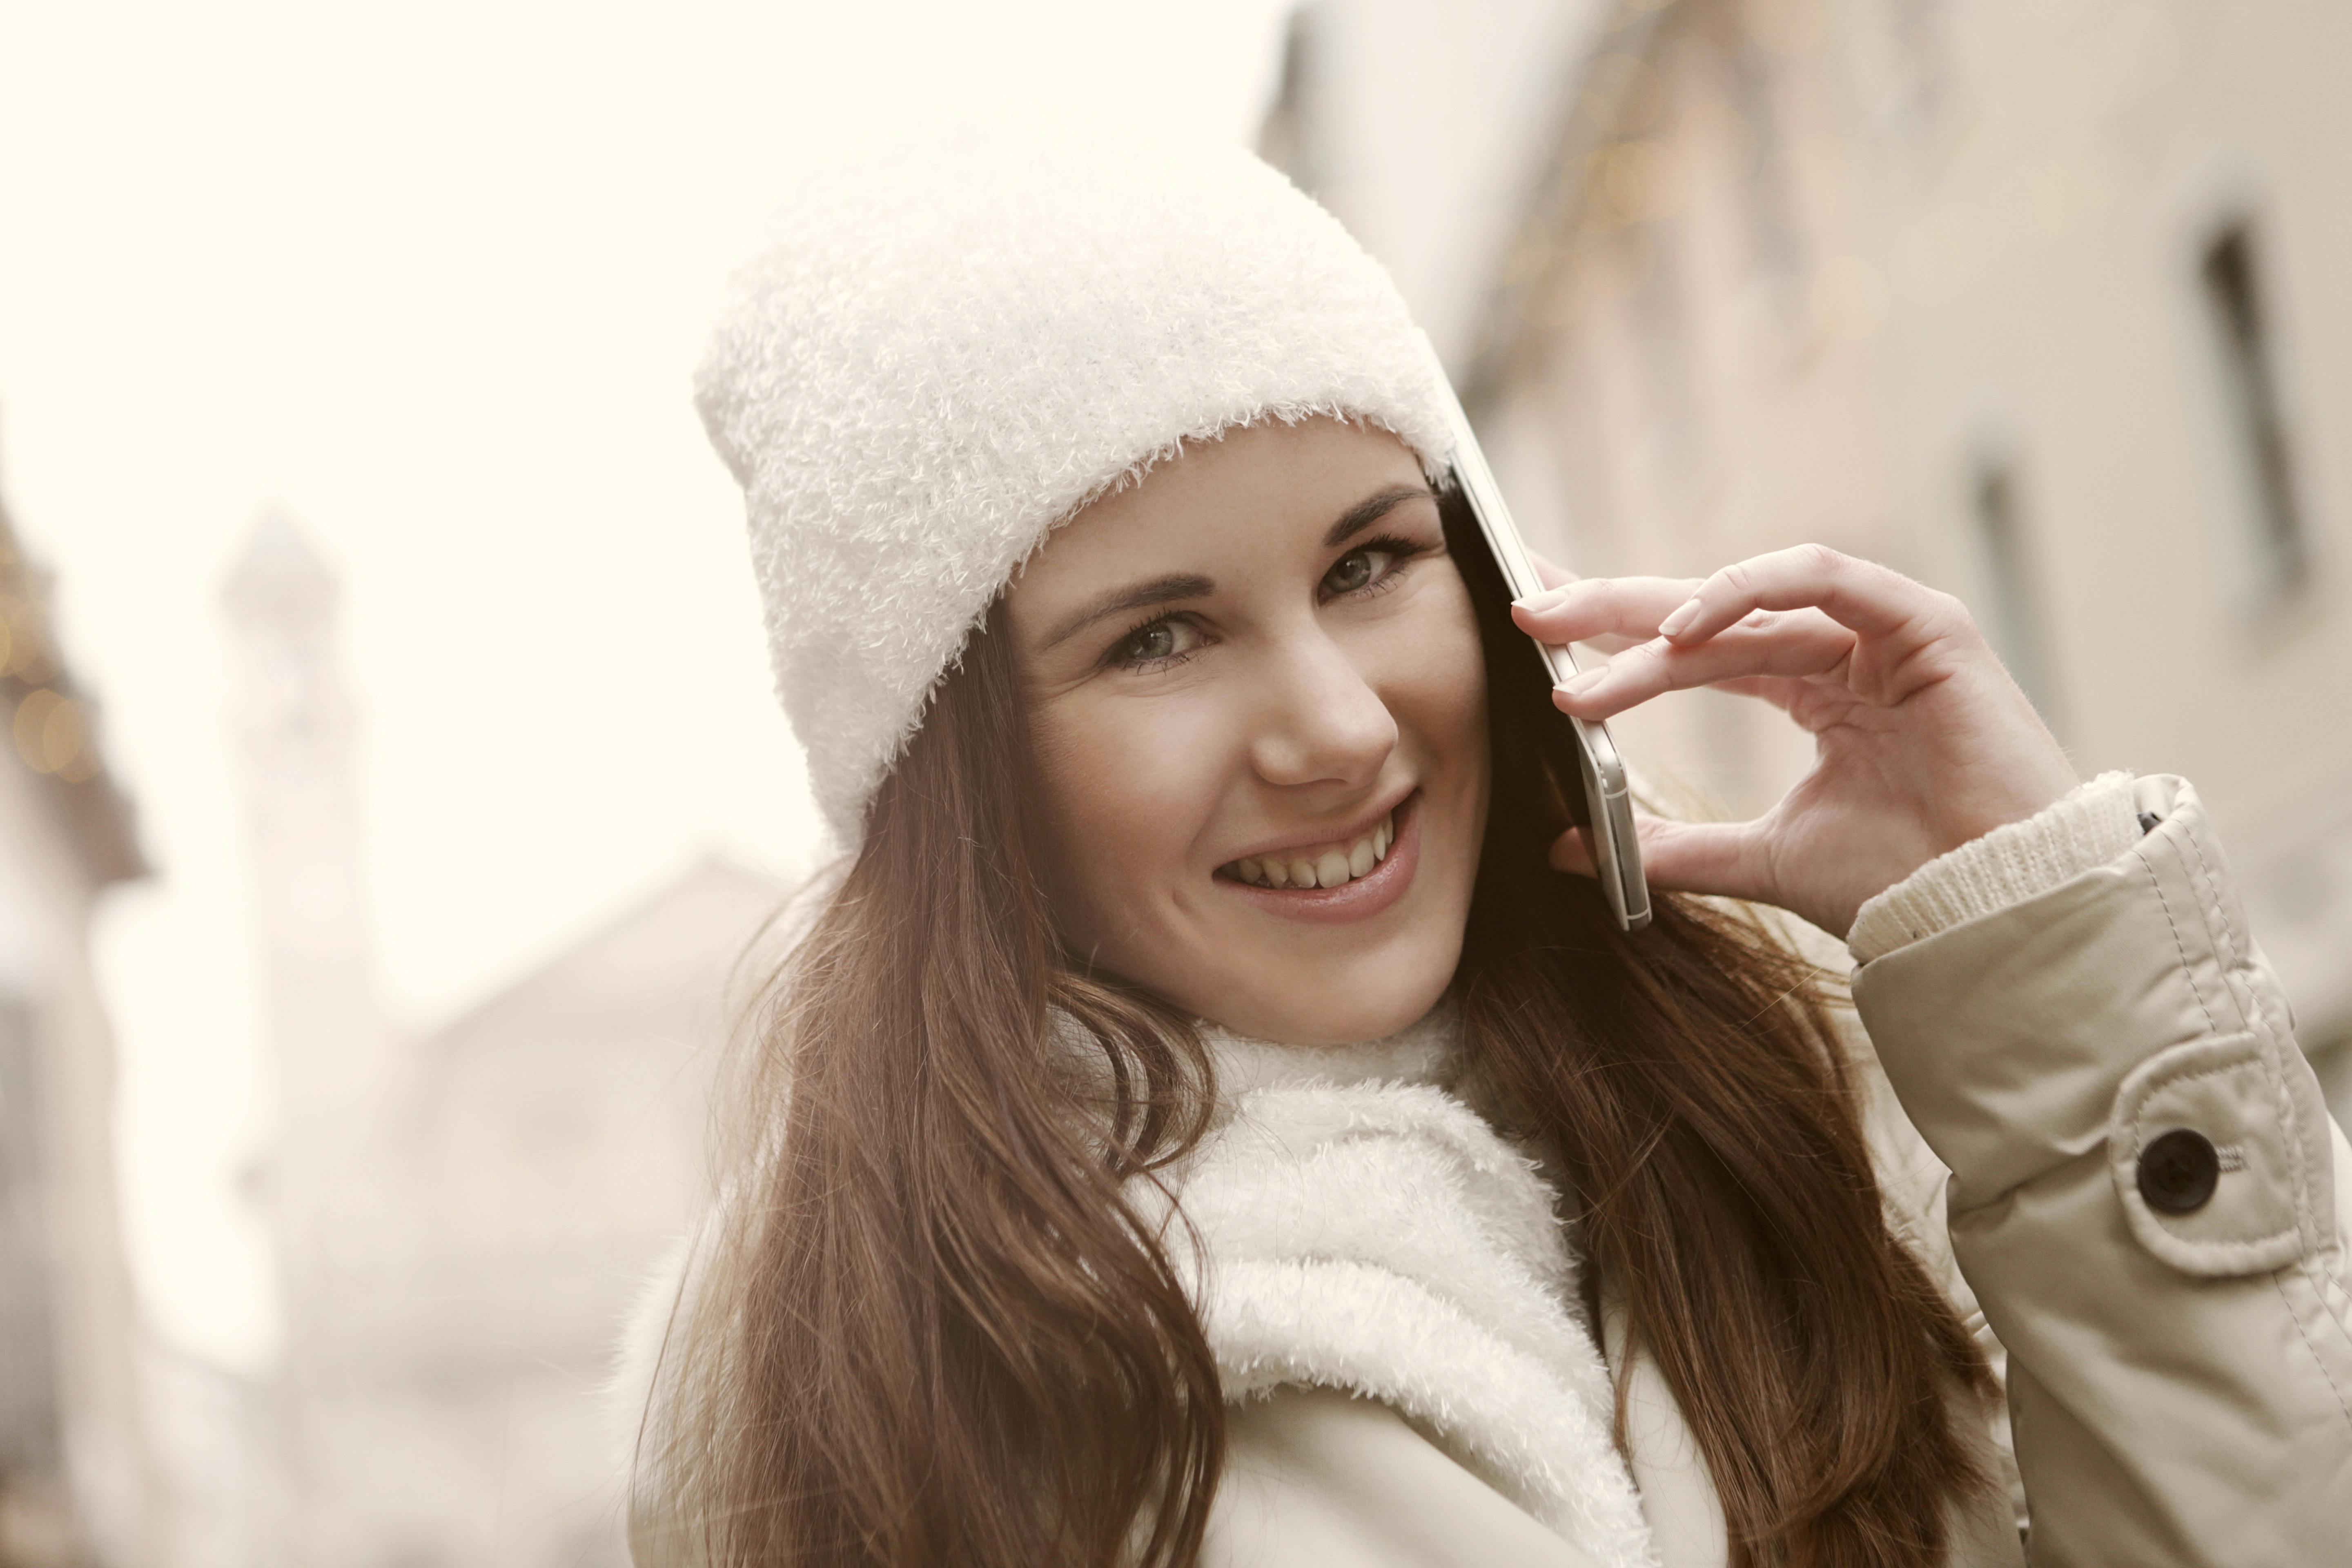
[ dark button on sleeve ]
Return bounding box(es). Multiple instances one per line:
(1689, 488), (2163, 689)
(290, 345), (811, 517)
(2137, 1128), (2221, 1215)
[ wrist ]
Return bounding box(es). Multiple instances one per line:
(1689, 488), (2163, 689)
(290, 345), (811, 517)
(1849, 771), (2140, 963)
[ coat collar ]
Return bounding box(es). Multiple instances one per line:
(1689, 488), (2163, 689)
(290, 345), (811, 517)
(1148, 1000), (1661, 1567)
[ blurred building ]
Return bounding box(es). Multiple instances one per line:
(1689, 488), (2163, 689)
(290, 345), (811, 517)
(0, 486), (165, 1562)
(213, 518), (783, 1568)
(1276, 0), (2352, 1121)
(216, 514), (382, 1568)
(370, 855), (778, 1568)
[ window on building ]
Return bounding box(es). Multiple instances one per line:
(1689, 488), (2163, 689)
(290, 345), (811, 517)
(1257, 7), (1324, 199)
(0, 997), (61, 1477)
(1969, 453), (2061, 730)
(1884, 0), (1950, 128)
(1721, 11), (1799, 284)
(2198, 219), (2310, 603)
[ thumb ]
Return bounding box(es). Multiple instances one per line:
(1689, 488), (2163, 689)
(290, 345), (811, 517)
(1551, 816), (1774, 905)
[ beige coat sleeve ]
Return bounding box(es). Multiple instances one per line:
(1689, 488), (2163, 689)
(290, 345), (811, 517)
(1852, 775), (2352, 1566)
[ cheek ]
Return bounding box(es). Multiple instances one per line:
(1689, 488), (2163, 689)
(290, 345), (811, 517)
(1027, 695), (1230, 936)
(1375, 584), (1489, 786)
(1430, 628), (1490, 758)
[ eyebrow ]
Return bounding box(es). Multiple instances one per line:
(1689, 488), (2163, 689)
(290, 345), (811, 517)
(1038, 571), (1216, 652)
(1036, 482), (1439, 653)
(1323, 483), (1434, 549)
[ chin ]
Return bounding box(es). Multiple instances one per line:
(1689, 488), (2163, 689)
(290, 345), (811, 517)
(1210, 944), (1461, 1047)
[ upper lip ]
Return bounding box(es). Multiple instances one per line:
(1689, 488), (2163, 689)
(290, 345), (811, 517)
(1219, 786), (1415, 866)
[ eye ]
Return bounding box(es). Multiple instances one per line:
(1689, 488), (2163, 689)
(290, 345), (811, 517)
(1321, 534), (1427, 600)
(1109, 615), (1205, 670)
(1323, 549), (1384, 596)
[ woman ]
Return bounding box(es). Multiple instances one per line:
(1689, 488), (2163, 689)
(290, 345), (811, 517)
(617, 140), (2352, 1567)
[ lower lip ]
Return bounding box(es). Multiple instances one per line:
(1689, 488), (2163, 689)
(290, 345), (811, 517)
(1217, 793), (1423, 925)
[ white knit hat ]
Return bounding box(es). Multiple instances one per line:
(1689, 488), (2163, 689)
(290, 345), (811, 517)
(696, 137), (1457, 848)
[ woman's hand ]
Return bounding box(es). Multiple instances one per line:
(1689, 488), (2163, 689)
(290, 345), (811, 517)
(1511, 544), (2079, 938)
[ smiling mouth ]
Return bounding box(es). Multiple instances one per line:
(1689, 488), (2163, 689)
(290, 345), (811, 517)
(1218, 806), (1398, 891)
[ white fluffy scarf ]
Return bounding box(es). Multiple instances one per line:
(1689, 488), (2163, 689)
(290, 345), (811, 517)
(1143, 1007), (1660, 1568)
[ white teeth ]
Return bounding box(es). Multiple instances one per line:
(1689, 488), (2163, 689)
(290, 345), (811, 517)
(1227, 808), (1399, 890)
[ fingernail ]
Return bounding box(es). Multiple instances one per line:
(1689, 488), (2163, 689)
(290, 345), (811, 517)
(1513, 583), (1573, 611)
(1657, 597), (1699, 637)
(1556, 668), (1604, 697)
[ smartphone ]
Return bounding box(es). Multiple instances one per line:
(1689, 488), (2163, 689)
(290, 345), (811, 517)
(1418, 334), (1651, 932)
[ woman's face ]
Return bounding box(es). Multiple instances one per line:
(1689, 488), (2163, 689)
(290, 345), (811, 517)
(1004, 417), (1488, 1046)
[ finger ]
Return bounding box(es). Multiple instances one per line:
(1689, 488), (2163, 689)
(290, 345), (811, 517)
(1528, 550), (1577, 593)
(1656, 544), (1953, 646)
(1512, 574), (1701, 641)
(1551, 817), (1775, 906)
(1712, 673), (1809, 708)
(1549, 825), (1597, 876)
(1552, 615), (1856, 719)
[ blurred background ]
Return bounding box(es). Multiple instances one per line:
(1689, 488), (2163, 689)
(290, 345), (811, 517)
(0, 0), (2346, 1562)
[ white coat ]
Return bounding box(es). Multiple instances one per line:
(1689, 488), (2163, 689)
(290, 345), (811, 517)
(617, 775), (2352, 1566)
(1196, 776), (2352, 1567)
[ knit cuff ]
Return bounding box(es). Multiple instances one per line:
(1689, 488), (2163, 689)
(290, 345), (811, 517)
(1847, 771), (2142, 964)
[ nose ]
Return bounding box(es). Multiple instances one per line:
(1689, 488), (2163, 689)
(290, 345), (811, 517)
(1245, 627), (1398, 790)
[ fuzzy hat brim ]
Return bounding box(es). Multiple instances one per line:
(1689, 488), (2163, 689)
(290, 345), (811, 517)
(697, 136), (1455, 848)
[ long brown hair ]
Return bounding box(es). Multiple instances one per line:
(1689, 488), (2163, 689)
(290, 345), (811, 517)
(635, 486), (1989, 1567)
